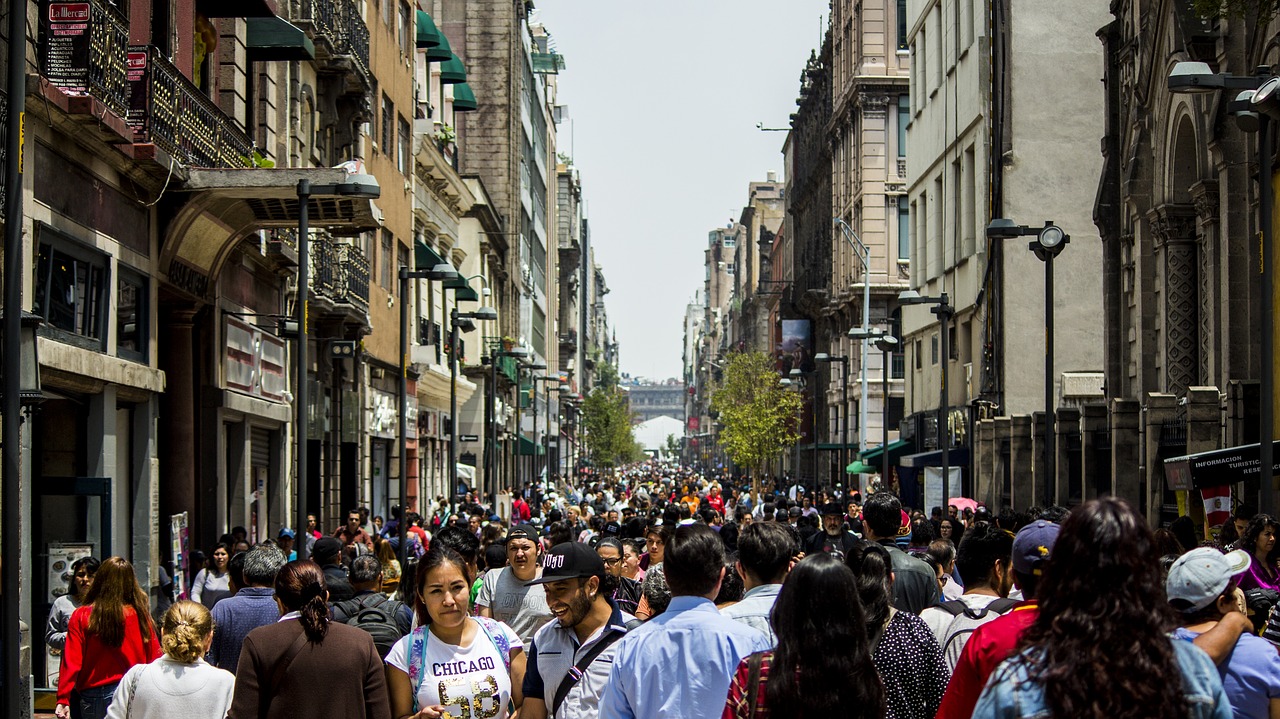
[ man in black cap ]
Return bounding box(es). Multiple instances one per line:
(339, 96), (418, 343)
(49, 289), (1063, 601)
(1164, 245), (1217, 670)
(521, 542), (638, 719)
(803, 502), (860, 557)
(310, 536), (355, 603)
(476, 523), (554, 643)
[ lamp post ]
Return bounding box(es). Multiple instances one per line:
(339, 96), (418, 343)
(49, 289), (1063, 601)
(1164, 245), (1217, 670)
(295, 173), (380, 561)
(874, 335), (900, 483)
(397, 261), (459, 565)
(815, 353), (850, 478)
(987, 219), (1070, 505)
(534, 375), (563, 483)
(899, 290), (956, 508)
(1168, 62), (1276, 515)
(521, 361), (547, 490)
(789, 368), (821, 490)
(448, 304), (498, 519)
(834, 218), (874, 468)
(779, 376), (802, 489)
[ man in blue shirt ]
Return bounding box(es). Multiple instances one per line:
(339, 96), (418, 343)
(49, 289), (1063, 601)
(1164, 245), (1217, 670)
(601, 524), (769, 719)
(208, 544), (286, 670)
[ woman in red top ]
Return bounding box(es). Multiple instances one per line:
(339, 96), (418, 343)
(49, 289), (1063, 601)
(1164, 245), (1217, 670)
(56, 556), (161, 719)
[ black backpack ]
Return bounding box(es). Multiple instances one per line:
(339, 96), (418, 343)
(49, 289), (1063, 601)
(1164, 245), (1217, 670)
(333, 594), (409, 658)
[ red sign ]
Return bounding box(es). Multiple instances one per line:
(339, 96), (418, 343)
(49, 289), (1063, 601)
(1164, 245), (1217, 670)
(48, 2), (89, 22)
(688, 416), (700, 431)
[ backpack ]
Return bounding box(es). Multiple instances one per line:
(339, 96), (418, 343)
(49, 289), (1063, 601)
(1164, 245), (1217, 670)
(333, 594), (409, 658)
(936, 597), (1019, 666)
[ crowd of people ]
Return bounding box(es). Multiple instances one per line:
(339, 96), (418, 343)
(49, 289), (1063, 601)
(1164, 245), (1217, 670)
(45, 462), (1280, 719)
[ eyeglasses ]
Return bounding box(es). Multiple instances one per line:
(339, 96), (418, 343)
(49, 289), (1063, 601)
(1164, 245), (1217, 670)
(601, 557), (622, 566)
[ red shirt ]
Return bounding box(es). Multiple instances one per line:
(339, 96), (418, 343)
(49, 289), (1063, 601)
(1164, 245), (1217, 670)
(513, 498), (532, 521)
(409, 524), (429, 551)
(58, 605), (161, 704)
(723, 651), (772, 718)
(707, 495), (725, 514)
(935, 600), (1039, 719)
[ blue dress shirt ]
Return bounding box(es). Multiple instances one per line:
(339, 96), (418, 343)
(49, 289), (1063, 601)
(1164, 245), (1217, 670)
(601, 595), (770, 719)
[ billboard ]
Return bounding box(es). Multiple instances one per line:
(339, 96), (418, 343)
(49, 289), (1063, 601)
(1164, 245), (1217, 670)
(779, 319), (813, 373)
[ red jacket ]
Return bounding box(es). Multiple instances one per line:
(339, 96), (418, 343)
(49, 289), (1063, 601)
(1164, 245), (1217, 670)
(935, 601), (1039, 719)
(58, 605), (161, 705)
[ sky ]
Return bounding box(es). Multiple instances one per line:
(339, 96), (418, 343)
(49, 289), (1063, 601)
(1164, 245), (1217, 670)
(531, 0), (829, 382)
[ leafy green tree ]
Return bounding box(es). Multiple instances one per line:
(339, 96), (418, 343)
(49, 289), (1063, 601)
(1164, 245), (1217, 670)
(582, 383), (642, 467)
(710, 351), (802, 501)
(664, 433), (682, 460)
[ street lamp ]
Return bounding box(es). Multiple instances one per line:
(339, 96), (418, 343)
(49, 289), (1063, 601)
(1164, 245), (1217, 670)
(1169, 62), (1276, 515)
(790, 367), (821, 490)
(987, 218), (1070, 506)
(834, 218), (875, 465)
(780, 376), (801, 487)
(449, 304), (498, 518)
(873, 335), (900, 483)
(815, 352), (850, 480)
(521, 361), (547, 489)
(534, 374), (564, 484)
(899, 290), (956, 508)
(295, 173), (381, 561)
(397, 261), (459, 563)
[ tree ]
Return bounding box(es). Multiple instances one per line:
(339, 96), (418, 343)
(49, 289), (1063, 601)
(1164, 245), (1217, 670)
(710, 351), (802, 502)
(664, 434), (681, 460)
(582, 383), (642, 468)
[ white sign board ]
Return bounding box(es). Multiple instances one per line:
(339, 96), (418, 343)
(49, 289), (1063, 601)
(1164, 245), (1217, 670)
(922, 467), (963, 514)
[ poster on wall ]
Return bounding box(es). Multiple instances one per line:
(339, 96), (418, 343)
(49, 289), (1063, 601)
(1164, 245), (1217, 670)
(780, 319), (814, 373)
(46, 542), (94, 686)
(922, 467), (963, 516)
(170, 512), (189, 601)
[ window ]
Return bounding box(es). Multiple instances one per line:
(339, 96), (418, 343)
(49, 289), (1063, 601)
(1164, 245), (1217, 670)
(915, 339), (923, 370)
(381, 95), (394, 154)
(381, 229), (393, 288)
(897, 95), (910, 158)
(897, 0), (908, 50)
(383, 0), (392, 27)
(963, 146), (977, 257)
(33, 232), (110, 350)
(723, 237), (736, 248)
(398, 2), (410, 54)
(898, 202), (911, 261)
(931, 333), (939, 365)
(117, 271), (147, 362)
(726, 263), (735, 276)
(398, 115), (411, 176)
(533, 305), (547, 352)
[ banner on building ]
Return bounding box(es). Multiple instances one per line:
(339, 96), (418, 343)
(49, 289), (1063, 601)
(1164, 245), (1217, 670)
(1202, 484), (1232, 533)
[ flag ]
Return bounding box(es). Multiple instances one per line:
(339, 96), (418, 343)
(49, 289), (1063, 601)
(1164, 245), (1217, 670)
(1202, 484), (1232, 530)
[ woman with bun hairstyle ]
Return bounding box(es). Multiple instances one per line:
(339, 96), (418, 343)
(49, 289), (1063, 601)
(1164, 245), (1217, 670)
(56, 557), (161, 719)
(227, 560), (390, 719)
(104, 601), (235, 719)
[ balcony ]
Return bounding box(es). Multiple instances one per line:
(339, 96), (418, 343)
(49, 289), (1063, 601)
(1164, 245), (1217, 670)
(128, 46), (254, 169)
(559, 329), (577, 349)
(297, 0), (371, 85)
(35, 0), (131, 142)
(309, 235), (370, 315)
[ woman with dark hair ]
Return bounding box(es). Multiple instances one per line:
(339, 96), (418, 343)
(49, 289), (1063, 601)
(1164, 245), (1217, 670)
(56, 557), (161, 719)
(191, 543), (232, 608)
(385, 546), (525, 719)
(48, 556), (100, 654)
(938, 517), (959, 543)
(1153, 527), (1187, 558)
(227, 560), (390, 719)
(845, 541), (949, 718)
(1237, 514), (1280, 593)
(722, 553), (884, 719)
(972, 497), (1230, 719)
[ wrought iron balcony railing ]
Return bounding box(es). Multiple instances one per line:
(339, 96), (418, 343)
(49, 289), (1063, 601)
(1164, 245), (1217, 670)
(39, 0), (130, 119)
(333, 241), (370, 307)
(128, 46), (255, 168)
(298, 0), (370, 80)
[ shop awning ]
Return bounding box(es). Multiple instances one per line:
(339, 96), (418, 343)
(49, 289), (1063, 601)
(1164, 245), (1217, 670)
(445, 275), (480, 302)
(426, 29), (453, 62)
(846, 460), (876, 474)
(416, 11), (442, 49)
(901, 446), (970, 469)
(440, 55), (467, 84)
(415, 240), (447, 270)
(452, 83), (478, 112)
(517, 435), (544, 456)
(246, 17), (315, 62)
(859, 439), (915, 465)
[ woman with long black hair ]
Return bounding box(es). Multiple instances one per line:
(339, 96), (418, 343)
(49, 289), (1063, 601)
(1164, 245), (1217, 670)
(846, 541), (949, 719)
(722, 552), (883, 719)
(972, 497), (1231, 719)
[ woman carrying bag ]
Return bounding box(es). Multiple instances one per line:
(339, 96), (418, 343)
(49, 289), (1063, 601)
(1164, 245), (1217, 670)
(104, 600), (235, 719)
(56, 557), (162, 719)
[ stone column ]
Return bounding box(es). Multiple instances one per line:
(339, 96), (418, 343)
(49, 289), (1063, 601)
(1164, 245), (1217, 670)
(1148, 205), (1199, 395)
(1111, 399), (1142, 503)
(1031, 412), (1048, 507)
(994, 417), (1012, 511)
(1080, 404), (1109, 500)
(1191, 181), (1220, 385)
(88, 386), (120, 553)
(1184, 386), (1221, 534)
(1055, 407), (1081, 506)
(976, 418), (996, 509)
(1010, 415), (1034, 510)
(161, 306), (198, 537)
(1144, 393), (1179, 525)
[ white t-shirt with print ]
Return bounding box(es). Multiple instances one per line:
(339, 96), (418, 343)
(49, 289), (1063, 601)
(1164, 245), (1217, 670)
(386, 618), (524, 719)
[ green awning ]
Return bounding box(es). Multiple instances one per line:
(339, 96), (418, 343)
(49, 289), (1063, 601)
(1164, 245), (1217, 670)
(452, 83), (477, 112)
(440, 55), (467, 84)
(426, 29), (453, 61)
(518, 435), (544, 456)
(414, 240), (446, 271)
(416, 10), (442, 49)
(846, 460), (877, 474)
(859, 439), (915, 465)
(445, 276), (480, 302)
(246, 17), (315, 61)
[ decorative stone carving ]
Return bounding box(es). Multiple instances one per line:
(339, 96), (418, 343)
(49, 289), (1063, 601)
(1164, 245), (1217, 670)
(1190, 180), (1220, 223)
(1148, 204), (1199, 395)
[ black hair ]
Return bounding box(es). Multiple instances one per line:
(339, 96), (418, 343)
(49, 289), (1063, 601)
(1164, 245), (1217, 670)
(910, 518), (935, 547)
(767, 553), (884, 718)
(275, 561), (329, 643)
(68, 556), (101, 597)
(228, 551), (247, 590)
(483, 543), (508, 573)
(395, 558), (419, 605)
(349, 555), (382, 584)
(845, 541), (894, 642)
(432, 525), (481, 566)
(718, 521), (740, 554)
(862, 492), (902, 538)
(715, 555), (744, 604)
(955, 522), (1014, 589)
(664, 524), (725, 597)
(737, 522), (799, 585)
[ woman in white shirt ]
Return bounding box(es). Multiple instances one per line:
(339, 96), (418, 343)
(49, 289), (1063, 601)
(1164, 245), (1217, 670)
(190, 544), (232, 609)
(105, 600), (235, 719)
(385, 545), (526, 719)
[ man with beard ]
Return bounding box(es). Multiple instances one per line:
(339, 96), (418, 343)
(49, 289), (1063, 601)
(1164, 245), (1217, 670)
(521, 543), (638, 719)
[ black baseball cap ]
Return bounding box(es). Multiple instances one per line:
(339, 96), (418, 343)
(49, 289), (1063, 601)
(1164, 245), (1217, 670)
(602, 521), (622, 537)
(524, 542), (606, 585)
(508, 523), (539, 543)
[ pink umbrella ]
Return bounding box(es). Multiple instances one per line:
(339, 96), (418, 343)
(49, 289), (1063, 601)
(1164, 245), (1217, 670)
(948, 497), (979, 513)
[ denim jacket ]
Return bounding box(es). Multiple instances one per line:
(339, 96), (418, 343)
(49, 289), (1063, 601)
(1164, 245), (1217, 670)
(972, 637), (1231, 719)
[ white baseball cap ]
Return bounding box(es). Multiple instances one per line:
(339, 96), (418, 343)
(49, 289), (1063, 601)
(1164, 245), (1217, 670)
(1166, 547), (1251, 613)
